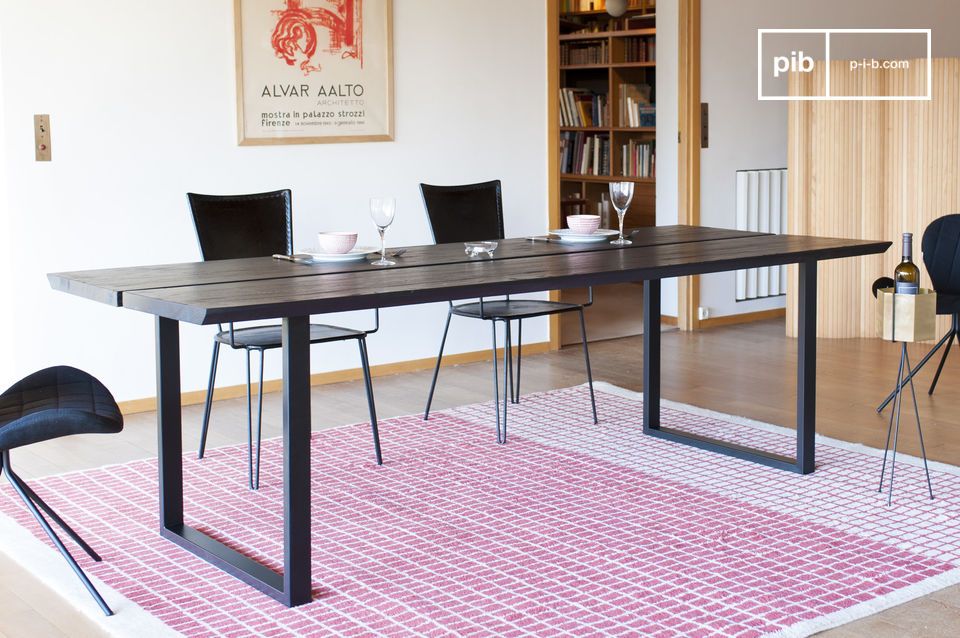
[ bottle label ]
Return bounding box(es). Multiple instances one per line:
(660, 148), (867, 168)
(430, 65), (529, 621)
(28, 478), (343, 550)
(895, 282), (919, 295)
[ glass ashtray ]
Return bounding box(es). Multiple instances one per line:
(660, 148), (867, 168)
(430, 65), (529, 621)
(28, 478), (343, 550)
(464, 241), (498, 258)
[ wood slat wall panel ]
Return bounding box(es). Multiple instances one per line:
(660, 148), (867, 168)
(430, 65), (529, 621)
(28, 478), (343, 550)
(788, 58), (960, 338)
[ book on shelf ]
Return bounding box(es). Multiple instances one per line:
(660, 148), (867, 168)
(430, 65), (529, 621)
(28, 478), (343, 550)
(560, 132), (611, 177)
(620, 140), (655, 178)
(618, 83), (655, 127)
(560, 0), (650, 14)
(560, 40), (609, 66)
(560, 88), (609, 127)
(622, 36), (655, 62)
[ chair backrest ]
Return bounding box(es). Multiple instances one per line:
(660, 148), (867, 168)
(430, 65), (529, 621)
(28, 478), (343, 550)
(419, 180), (504, 244)
(187, 190), (293, 261)
(921, 214), (960, 297)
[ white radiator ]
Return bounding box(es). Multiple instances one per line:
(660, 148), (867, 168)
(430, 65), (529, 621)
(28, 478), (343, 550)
(735, 169), (788, 301)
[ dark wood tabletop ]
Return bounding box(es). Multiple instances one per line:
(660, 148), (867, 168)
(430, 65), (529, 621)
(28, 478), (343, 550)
(48, 226), (763, 307)
(48, 225), (890, 325)
(125, 234), (887, 324)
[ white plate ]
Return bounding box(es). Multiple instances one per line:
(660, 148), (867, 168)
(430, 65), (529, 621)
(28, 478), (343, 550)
(549, 229), (619, 243)
(298, 247), (379, 262)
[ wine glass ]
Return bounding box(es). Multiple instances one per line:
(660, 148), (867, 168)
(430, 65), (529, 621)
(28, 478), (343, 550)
(609, 181), (635, 246)
(369, 197), (396, 266)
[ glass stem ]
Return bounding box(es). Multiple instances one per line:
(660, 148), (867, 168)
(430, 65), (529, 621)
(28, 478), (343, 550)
(378, 227), (386, 260)
(617, 211), (626, 241)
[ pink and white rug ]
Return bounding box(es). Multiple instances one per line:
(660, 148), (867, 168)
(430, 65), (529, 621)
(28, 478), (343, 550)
(1, 383), (959, 637)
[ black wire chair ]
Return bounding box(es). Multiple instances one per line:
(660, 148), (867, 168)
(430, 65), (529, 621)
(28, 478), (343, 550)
(419, 180), (598, 443)
(188, 190), (382, 489)
(878, 214), (960, 412)
(0, 366), (124, 616)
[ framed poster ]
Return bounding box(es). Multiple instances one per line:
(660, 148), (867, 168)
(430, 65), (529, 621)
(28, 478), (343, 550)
(234, 0), (394, 145)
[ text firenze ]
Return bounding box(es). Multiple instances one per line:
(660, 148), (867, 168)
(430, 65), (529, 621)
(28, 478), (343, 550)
(261, 84), (365, 98)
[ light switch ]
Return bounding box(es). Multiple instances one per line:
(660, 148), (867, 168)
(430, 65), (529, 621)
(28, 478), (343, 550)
(34, 114), (51, 161)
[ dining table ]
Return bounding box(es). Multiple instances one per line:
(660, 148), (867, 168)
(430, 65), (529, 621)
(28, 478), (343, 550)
(48, 225), (889, 607)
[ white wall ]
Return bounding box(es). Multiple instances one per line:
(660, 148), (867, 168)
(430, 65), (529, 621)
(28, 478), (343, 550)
(0, 27), (11, 385)
(693, 0), (960, 319)
(0, 0), (550, 401)
(655, 0), (679, 317)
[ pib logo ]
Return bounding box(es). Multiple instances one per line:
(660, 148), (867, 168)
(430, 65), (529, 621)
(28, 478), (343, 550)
(773, 50), (815, 78)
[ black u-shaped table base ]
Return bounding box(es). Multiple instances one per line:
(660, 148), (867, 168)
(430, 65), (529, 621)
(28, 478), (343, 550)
(640, 261), (818, 475)
(156, 315), (313, 607)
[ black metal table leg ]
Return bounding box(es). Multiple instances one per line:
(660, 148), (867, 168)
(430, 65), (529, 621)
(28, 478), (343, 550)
(155, 315), (313, 608)
(642, 279), (661, 433)
(795, 260), (817, 474)
(157, 317), (183, 530)
(641, 264), (819, 474)
(282, 316), (312, 605)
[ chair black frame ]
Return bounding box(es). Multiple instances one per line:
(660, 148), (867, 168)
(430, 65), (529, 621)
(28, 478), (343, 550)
(878, 215), (960, 413)
(188, 190), (382, 488)
(419, 180), (598, 442)
(0, 367), (124, 616)
(0, 451), (113, 615)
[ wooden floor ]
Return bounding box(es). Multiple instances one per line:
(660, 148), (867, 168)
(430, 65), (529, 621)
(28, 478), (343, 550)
(4, 319), (960, 636)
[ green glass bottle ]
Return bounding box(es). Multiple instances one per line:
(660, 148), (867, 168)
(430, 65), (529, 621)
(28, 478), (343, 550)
(894, 232), (920, 295)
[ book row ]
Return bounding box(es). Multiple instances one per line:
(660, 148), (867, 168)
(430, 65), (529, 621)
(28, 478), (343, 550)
(623, 36), (656, 62)
(560, 41), (609, 66)
(618, 83), (655, 127)
(560, 0), (649, 13)
(621, 140), (655, 178)
(561, 132), (611, 177)
(560, 89), (609, 128)
(565, 14), (655, 35)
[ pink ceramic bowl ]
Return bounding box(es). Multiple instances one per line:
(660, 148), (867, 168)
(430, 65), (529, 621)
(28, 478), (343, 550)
(566, 214), (601, 235)
(317, 231), (358, 254)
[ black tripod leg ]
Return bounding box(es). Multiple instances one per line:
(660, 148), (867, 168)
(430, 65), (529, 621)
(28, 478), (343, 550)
(877, 331), (952, 412)
(879, 345), (904, 493)
(887, 345), (907, 506)
(904, 348), (934, 500)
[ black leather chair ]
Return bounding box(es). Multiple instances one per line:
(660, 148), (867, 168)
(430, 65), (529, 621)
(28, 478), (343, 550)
(0, 366), (123, 616)
(923, 215), (960, 394)
(419, 180), (598, 443)
(188, 190), (382, 489)
(878, 214), (960, 412)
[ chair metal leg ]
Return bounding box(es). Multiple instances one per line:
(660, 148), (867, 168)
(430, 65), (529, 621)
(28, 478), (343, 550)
(2, 451), (113, 616)
(12, 474), (101, 562)
(358, 338), (383, 465)
(579, 309), (599, 424)
(502, 320), (510, 444)
(515, 319), (522, 403)
(491, 321), (503, 444)
(506, 321), (515, 404)
(928, 330), (955, 396)
(253, 349), (265, 490)
(245, 349), (255, 490)
(424, 307), (453, 421)
(197, 340), (220, 459)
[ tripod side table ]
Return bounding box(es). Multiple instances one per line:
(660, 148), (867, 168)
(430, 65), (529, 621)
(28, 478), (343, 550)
(876, 287), (937, 506)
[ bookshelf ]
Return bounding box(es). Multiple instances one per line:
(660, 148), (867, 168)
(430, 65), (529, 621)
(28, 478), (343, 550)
(552, 0), (657, 345)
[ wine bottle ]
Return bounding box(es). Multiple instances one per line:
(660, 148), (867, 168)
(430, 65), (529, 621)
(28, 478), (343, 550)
(894, 232), (920, 295)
